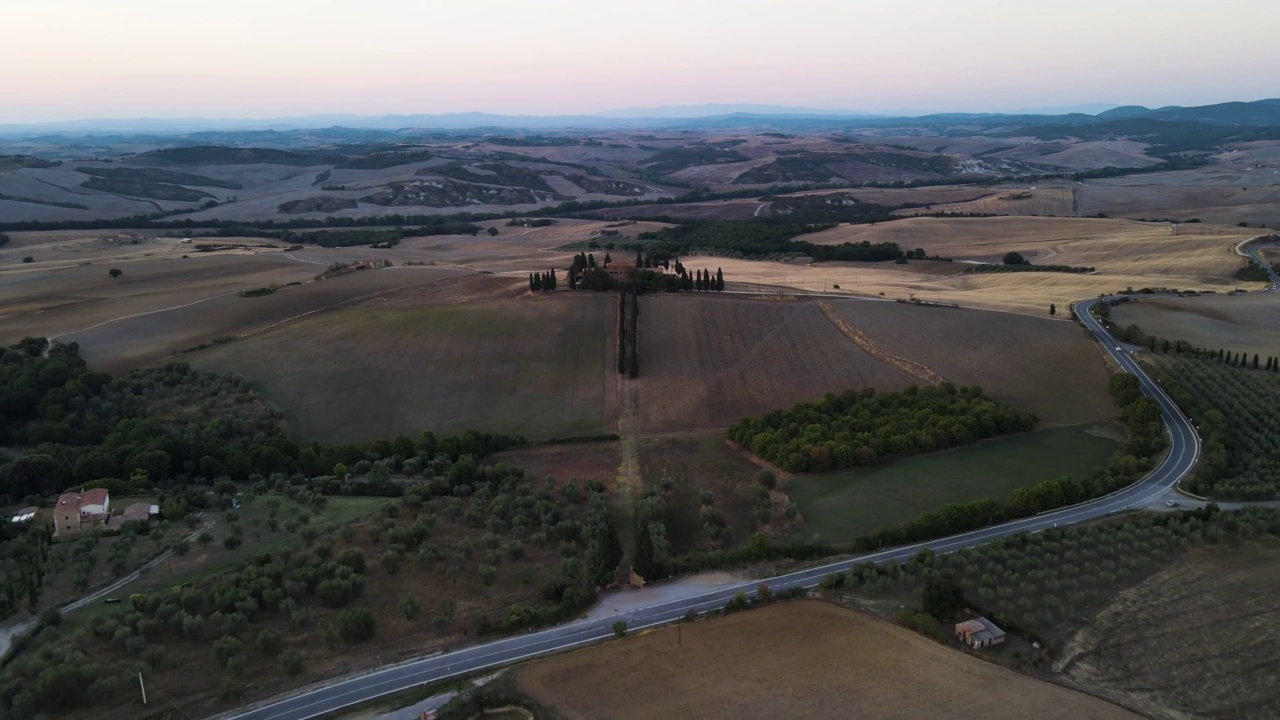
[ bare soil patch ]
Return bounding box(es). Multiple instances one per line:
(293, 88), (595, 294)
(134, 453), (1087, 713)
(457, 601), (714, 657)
(1056, 540), (1280, 719)
(518, 600), (1138, 720)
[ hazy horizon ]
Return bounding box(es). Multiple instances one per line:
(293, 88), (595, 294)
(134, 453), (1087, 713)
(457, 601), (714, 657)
(4, 0), (1279, 124)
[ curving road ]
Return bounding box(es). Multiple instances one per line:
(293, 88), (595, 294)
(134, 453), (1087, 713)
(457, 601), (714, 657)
(223, 297), (1201, 720)
(1244, 244), (1280, 290)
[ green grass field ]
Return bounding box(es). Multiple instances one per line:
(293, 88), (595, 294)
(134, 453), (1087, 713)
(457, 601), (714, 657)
(785, 424), (1120, 543)
(188, 297), (611, 443)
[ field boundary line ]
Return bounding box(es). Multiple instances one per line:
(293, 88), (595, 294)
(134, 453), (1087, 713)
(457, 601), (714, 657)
(816, 301), (943, 384)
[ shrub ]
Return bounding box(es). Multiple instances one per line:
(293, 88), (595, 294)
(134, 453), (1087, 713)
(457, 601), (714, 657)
(281, 648), (305, 675)
(337, 608), (376, 643)
(611, 620), (627, 638)
(399, 595), (422, 621)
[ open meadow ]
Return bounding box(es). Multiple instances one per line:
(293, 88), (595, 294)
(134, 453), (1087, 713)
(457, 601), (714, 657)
(187, 292), (614, 443)
(1056, 539), (1280, 719)
(785, 424), (1120, 543)
(1109, 292), (1280, 357)
(517, 600), (1139, 720)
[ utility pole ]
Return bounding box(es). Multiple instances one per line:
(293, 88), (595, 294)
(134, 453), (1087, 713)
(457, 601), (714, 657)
(138, 671), (147, 705)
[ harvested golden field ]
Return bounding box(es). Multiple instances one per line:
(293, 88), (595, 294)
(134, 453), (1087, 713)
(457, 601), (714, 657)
(894, 186), (1077, 217)
(188, 293), (614, 443)
(1056, 540), (1280, 719)
(705, 216), (1256, 314)
(635, 295), (914, 433)
(518, 601), (1138, 720)
(828, 300), (1117, 426)
(1108, 293), (1280, 357)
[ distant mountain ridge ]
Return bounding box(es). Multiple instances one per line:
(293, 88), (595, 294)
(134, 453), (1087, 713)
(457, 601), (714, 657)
(1, 98), (1277, 137)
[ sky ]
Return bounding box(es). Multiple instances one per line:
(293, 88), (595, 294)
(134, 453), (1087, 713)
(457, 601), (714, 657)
(2, 0), (1279, 123)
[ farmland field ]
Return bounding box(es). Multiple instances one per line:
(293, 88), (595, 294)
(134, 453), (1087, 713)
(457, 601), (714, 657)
(1108, 292), (1280, 357)
(517, 600), (1138, 720)
(635, 295), (914, 433)
(697, 215), (1255, 314)
(1056, 540), (1280, 719)
(636, 295), (1116, 432)
(188, 294), (613, 443)
(827, 299), (1117, 426)
(784, 424), (1120, 543)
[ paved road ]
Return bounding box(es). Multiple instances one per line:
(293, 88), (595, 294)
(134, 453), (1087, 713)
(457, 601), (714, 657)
(223, 298), (1201, 720)
(1244, 243), (1280, 290)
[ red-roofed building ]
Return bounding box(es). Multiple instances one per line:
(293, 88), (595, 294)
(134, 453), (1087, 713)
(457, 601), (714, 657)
(52, 488), (111, 536)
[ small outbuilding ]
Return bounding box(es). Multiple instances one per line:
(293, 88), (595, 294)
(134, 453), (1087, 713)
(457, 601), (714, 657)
(955, 617), (1006, 649)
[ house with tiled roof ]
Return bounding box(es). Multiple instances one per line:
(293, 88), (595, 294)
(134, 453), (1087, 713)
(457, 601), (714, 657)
(52, 488), (111, 536)
(955, 617), (1006, 649)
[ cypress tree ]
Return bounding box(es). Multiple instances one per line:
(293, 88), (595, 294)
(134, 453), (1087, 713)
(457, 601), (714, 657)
(1253, 354), (1260, 369)
(628, 288), (639, 378)
(633, 522), (655, 580)
(588, 253), (596, 268)
(548, 269), (557, 291)
(604, 252), (612, 266)
(1161, 339), (1169, 354)
(532, 273), (542, 291)
(529, 273), (535, 292)
(617, 289), (627, 375)
(716, 268), (724, 291)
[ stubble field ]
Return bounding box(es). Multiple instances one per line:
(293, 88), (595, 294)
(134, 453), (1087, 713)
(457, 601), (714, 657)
(1056, 540), (1280, 719)
(517, 600), (1139, 720)
(636, 295), (1116, 433)
(827, 299), (1117, 425)
(634, 295), (914, 433)
(700, 216), (1255, 314)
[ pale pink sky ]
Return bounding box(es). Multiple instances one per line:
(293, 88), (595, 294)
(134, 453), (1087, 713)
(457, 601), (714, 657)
(2, 0), (1278, 122)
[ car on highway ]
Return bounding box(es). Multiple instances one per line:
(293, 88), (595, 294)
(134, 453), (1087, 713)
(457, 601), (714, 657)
(1164, 500), (1179, 507)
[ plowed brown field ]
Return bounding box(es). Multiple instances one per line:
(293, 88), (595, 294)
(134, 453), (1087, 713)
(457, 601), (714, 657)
(635, 295), (913, 433)
(518, 600), (1139, 720)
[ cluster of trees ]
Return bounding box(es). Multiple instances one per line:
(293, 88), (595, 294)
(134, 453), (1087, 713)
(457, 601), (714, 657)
(727, 384), (1037, 473)
(208, 220), (480, 248)
(528, 270), (557, 292)
(635, 216), (905, 264)
(1155, 354), (1280, 500)
(966, 263), (1094, 275)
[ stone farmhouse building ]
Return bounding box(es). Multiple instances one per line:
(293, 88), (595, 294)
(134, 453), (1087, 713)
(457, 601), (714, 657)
(53, 488), (111, 537)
